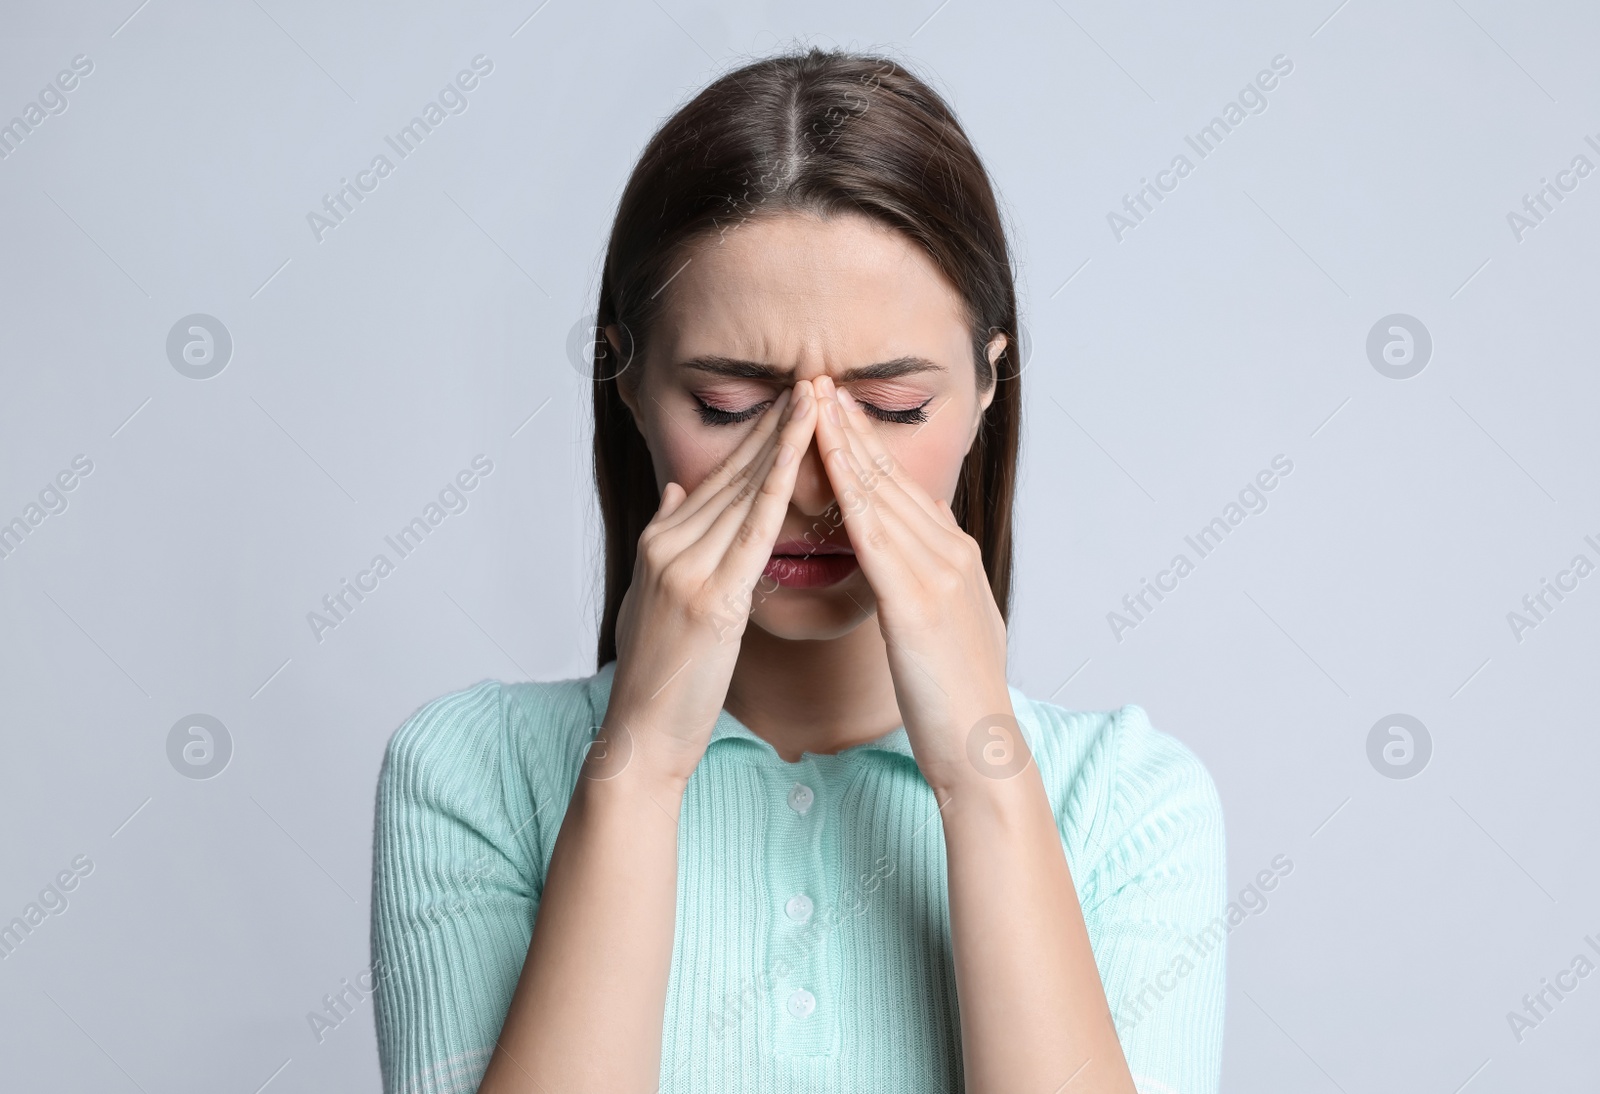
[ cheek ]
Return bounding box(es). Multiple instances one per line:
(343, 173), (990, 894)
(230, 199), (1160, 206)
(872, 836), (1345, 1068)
(880, 412), (970, 500)
(650, 418), (741, 494)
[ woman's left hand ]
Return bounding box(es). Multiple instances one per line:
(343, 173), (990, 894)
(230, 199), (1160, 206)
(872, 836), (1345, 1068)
(813, 375), (1139, 1094)
(810, 374), (1023, 794)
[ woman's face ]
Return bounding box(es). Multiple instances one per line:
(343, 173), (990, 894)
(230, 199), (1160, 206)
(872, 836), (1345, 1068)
(613, 210), (1004, 641)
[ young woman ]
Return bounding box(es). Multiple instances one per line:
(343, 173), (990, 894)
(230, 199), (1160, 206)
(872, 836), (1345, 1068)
(372, 48), (1226, 1094)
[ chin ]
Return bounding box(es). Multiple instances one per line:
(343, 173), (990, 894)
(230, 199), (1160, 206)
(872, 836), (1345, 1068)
(747, 581), (875, 642)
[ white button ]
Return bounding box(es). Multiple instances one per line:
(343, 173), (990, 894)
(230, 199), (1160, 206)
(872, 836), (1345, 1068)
(785, 893), (813, 924)
(788, 783), (814, 814)
(787, 987), (816, 1018)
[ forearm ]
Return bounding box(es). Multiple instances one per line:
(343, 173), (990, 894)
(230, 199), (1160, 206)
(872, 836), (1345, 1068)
(477, 730), (686, 1094)
(935, 760), (1136, 1094)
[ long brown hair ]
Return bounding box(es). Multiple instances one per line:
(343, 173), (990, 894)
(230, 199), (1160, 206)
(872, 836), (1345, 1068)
(591, 47), (1022, 668)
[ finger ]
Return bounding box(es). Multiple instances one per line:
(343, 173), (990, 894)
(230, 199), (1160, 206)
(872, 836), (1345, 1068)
(832, 383), (966, 550)
(812, 378), (943, 584)
(711, 384), (820, 585)
(661, 386), (791, 531)
(820, 380), (952, 565)
(833, 385), (948, 527)
(829, 385), (967, 560)
(657, 481), (687, 519)
(692, 380), (817, 565)
(654, 388), (793, 537)
(658, 387), (808, 556)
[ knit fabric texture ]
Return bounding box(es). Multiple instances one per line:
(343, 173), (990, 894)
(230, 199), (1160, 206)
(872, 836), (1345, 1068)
(371, 660), (1227, 1093)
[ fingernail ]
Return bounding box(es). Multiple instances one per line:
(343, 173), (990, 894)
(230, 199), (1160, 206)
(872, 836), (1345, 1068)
(823, 397), (840, 424)
(836, 387), (857, 411)
(776, 443), (795, 467)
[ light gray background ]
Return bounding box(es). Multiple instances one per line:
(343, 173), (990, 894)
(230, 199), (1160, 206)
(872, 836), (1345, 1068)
(2, 0), (1596, 1090)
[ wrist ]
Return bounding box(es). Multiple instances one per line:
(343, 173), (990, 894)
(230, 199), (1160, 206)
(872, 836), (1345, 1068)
(923, 755), (1034, 804)
(572, 743), (690, 824)
(584, 717), (700, 793)
(924, 760), (1052, 841)
(915, 690), (1026, 795)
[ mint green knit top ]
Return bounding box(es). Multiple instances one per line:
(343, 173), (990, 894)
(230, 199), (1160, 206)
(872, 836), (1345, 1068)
(371, 660), (1227, 1093)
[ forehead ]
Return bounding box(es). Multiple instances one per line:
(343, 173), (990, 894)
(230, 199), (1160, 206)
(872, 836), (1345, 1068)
(649, 210), (972, 366)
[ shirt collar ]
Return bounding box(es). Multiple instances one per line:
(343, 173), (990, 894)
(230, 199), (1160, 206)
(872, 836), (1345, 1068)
(708, 704), (918, 760)
(590, 660), (920, 762)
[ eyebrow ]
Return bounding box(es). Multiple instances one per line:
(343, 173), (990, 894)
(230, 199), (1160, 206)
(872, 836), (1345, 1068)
(677, 355), (946, 384)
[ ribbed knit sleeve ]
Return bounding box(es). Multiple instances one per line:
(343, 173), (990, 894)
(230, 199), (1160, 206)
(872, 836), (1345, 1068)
(370, 680), (539, 1094)
(1075, 704), (1228, 1094)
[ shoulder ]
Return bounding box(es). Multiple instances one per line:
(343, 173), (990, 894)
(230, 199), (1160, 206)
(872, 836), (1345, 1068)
(1013, 692), (1222, 819)
(1011, 692), (1225, 899)
(378, 666), (608, 806)
(379, 677), (507, 797)
(501, 670), (611, 799)
(375, 667), (613, 881)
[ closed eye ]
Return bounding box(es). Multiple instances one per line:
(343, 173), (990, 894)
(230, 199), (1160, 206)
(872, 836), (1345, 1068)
(862, 398), (932, 425)
(691, 397), (769, 426)
(692, 395), (932, 426)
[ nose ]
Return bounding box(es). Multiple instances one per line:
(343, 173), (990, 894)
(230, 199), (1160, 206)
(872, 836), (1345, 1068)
(788, 421), (835, 518)
(787, 383), (836, 519)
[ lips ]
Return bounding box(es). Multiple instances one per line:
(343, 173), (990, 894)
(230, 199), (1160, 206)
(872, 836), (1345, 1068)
(769, 538), (853, 556)
(764, 538), (858, 588)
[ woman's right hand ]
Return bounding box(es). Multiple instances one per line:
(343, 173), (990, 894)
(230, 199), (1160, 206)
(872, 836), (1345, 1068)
(595, 379), (817, 787)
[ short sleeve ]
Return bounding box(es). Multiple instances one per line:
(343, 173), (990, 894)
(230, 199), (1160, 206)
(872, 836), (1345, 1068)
(370, 680), (540, 1094)
(1079, 705), (1227, 1094)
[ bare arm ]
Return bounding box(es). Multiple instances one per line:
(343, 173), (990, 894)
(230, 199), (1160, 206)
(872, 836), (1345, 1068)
(475, 746), (686, 1092)
(475, 383), (818, 1093)
(933, 743), (1136, 1094)
(809, 375), (1137, 1094)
